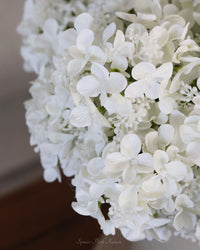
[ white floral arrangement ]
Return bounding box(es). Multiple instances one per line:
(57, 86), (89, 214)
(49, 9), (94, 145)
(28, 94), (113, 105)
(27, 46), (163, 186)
(18, 0), (200, 243)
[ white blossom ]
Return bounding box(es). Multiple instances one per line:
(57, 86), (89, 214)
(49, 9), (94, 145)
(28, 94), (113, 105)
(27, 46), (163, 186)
(125, 62), (173, 100)
(106, 30), (134, 71)
(77, 62), (127, 111)
(67, 29), (106, 77)
(104, 134), (154, 183)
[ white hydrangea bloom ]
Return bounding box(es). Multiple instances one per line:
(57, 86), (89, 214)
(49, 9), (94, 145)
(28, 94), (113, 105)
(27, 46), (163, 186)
(125, 62), (173, 100)
(67, 29), (106, 76)
(77, 62), (127, 112)
(142, 149), (193, 197)
(106, 30), (134, 71)
(104, 134), (154, 182)
(19, 0), (200, 244)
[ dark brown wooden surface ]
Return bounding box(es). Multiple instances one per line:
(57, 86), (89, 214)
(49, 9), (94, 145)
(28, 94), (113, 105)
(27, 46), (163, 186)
(0, 178), (101, 250)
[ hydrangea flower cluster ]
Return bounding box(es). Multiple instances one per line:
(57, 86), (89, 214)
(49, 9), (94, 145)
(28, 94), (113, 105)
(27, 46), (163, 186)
(18, 0), (200, 243)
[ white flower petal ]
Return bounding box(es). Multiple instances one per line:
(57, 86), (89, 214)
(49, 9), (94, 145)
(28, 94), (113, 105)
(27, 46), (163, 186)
(76, 29), (94, 52)
(70, 106), (91, 127)
(99, 219), (115, 236)
(40, 144), (58, 169)
(125, 81), (145, 98)
(173, 206), (197, 231)
(149, 218), (171, 227)
(104, 152), (130, 174)
(68, 45), (83, 59)
(145, 131), (159, 153)
(163, 4), (179, 16)
(169, 62), (199, 93)
(169, 110), (185, 152)
(120, 134), (141, 158)
(44, 167), (61, 183)
(158, 124), (174, 147)
(93, 110), (111, 128)
(72, 201), (97, 216)
(145, 80), (160, 99)
(174, 211), (196, 231)
(132, 62), (156, 80)
(165, 161), (188, 182)
(159, 97), (176, 114)
(117, 98), (132, 116)
(168, 24), (186, 41)
(107, 72), (127, 93)
(154, 110), (168, 124)
(43, 18), (58, 38)
(126, 23), (148, 39)
(93, 111), (111, 128)
(186, 142), (200, 166)
(118, 187), (137, 210)
(84, 97), (111, 128)
(180, 125), (200, 144)
(164, 15), (186, 27)
(153, 63), (173, 81)
(103, 22), (116, 42)
(77, 75), (101, 97)
(163, 41), (175, 62)
(90, 46), (106, 64)
(150, 26), (169, 47)
(102, 96), (116, 114)
(59, 29), (77, 50)
(121, 227), (145, 241)
(91, 62), (108, 80)
(166, 146), (179, 161)
(89, 183), (104, 198)
(154, 150), (169, 173)
(179, 9), (194, 27)
(111, 55), (128, 72)
(122, 166), (137, 184)
(114, 30), (125, 48)
(136, 153), (154, 173)
(163, 176), (178, 195)
(142, 176), (164, 199)
(116, 12), (137, 22)
(137, 12), (157, 21)
(87, 157), (104, 176)
(74, 13), (93, 32)
(175, 194), (194, 209)
(67, 59), (86, 77)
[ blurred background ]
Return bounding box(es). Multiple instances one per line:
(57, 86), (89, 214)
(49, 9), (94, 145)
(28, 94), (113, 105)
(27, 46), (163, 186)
(0, 1), (199, 250)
